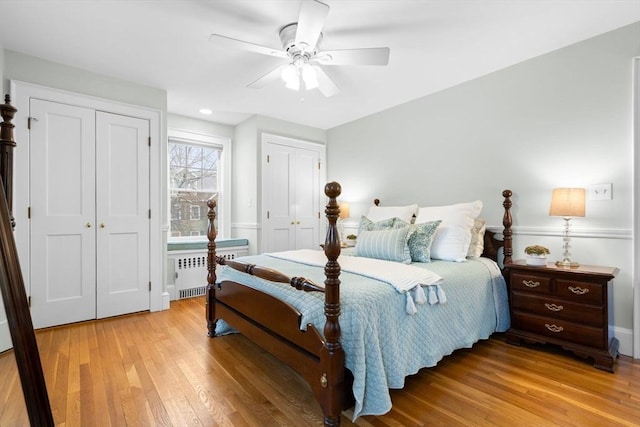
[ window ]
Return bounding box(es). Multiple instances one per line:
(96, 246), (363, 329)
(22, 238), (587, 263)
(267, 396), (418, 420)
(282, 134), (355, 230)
(168, 130), (230, 241)
(190, 205), (201, 221)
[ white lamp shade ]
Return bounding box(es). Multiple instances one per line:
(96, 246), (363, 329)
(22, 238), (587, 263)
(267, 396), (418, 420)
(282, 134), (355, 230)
(549, 188), (585, 218)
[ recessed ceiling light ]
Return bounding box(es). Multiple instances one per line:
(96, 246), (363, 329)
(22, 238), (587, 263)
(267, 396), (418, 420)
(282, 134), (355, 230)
(199, 109), (213, 115)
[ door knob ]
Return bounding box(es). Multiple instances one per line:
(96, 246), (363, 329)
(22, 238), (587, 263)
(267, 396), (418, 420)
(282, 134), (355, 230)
(100, 223), (105, 228)
(296, 221), (300, 224)
(86, 222), (92, 228)
(291, 221), (295, 225)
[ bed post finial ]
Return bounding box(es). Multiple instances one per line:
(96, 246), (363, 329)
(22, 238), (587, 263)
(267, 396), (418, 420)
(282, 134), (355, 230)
(321, 181), (346, 426)
(0, 95), (17, 229)
(206, 196), (218, 337)
(502, 189), (513, 265)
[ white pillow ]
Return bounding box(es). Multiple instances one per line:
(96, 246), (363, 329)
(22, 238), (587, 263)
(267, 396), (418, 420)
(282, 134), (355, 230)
(366, 204), (418, 223)
(415, 200), (483, 262)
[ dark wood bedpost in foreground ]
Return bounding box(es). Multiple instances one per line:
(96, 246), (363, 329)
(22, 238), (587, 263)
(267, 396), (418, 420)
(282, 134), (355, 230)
(0, 95), (17, 229)
(0, 96), (55, 426)
(206, 197), (217, 337)
(502, 189), (513, 265)
(321, 181), (346, 426)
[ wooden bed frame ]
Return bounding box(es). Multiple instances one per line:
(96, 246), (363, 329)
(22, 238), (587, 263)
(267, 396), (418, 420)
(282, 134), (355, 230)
(206, 182), (513, 426)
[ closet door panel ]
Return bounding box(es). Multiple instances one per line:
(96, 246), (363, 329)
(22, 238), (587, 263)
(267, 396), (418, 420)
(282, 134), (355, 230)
(264, 144), (295, 252)
(293, 148), (319, 250)
(29, 99), (96, 328)
(95, 112), (150, 318)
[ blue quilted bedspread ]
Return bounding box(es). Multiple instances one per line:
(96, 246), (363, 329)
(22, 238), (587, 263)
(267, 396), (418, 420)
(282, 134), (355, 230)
(215, 253), (510, 420)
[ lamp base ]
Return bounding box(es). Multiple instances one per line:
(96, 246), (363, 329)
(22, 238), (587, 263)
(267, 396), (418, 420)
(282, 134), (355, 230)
(556, 259), (580, 268)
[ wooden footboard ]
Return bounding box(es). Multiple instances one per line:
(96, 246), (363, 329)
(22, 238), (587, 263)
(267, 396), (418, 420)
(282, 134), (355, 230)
(206, 182), (352, 426)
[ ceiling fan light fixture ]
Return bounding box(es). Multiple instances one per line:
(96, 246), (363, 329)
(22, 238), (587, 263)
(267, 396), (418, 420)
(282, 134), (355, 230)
(281, 63), (300, 90)
(301, 63), (318, 90)
(285, 77), (300, 91)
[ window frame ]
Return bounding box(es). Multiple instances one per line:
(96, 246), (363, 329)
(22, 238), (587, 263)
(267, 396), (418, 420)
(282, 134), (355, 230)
(167, 129), (231, 241)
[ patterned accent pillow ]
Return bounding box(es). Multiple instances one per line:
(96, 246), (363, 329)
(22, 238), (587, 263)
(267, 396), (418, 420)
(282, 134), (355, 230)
(357, 215), (398, 236)
(355, 227), (412, 264)
(396, 219), (442, 262)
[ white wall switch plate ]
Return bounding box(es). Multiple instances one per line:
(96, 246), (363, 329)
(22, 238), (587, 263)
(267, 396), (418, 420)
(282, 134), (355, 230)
(588, 183), (612, 200)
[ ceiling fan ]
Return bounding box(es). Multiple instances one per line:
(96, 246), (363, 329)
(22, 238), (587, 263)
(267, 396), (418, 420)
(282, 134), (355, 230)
(209, 0), (390, 97)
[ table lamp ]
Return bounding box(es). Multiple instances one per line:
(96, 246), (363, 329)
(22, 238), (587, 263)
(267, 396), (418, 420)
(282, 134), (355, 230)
(338, 202), (350, 243)
(549, 188), (585, 267)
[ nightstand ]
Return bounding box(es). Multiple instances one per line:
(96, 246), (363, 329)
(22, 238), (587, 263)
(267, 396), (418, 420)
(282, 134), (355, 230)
(504, 260), (619, 372)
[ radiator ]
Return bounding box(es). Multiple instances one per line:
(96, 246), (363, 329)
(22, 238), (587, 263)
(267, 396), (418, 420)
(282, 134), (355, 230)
(168, 246), (249, 299)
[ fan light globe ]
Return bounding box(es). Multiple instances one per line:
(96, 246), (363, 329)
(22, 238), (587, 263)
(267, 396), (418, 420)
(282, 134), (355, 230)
(302, 63), (318, 90)
(285, 76), (300, 91)
(281, 64), (299, 88)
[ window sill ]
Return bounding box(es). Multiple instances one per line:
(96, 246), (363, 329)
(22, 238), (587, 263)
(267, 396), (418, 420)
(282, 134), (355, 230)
(167, 238), (249, 251)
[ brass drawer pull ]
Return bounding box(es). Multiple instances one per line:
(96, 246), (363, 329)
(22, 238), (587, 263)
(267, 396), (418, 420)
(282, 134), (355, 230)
(523, 280), (541, 288)
(544, 303), (563, 312)
(545, 324), (564, 333)
(568, 286), (589, 295)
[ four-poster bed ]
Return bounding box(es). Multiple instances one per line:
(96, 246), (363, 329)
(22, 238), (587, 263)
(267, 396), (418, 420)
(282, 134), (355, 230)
(206, 182), (513, 426)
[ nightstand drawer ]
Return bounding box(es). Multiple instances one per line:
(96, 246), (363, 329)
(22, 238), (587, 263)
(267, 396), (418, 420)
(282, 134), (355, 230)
(511, 312), (605, 348)
(511, 273), (551, 294)
(510, 293), (603, 327)
(556, 279), (603, 304)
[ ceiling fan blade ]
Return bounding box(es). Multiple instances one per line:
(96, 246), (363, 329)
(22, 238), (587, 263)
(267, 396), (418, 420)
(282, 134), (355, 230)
(295, 0), (330, 51)
(315, 47), (390, 66)
(313, 66), (339, 97)
(209, 34), (287, 59)
(247, 65), (286, 89)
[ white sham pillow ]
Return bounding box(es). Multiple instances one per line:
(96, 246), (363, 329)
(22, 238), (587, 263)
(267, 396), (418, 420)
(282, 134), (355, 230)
(366, 204), (418, 224)
(415, 200), (483, 262)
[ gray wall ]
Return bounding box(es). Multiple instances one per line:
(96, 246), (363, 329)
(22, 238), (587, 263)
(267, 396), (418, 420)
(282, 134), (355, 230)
(0, 45), (4, 95)
(4, 50), (166, 111)
(328, 22), (640, 352)
(168, 113), (234, 140)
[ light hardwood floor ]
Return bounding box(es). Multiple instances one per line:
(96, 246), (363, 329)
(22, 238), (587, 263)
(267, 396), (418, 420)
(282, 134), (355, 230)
(1, 297), (638, 426)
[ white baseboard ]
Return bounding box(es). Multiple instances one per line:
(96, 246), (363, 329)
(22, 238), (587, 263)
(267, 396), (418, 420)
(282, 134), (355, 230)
(166, 284), (176, 302)
(162, 291), (171, 310)
(613, 326), (633, 357)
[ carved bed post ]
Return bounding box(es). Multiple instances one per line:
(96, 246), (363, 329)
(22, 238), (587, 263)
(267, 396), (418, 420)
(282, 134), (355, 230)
(206, 197), (218, 337)
(320, 181), (346, 426)
(502, 189), (513, 265)
(0, 95), (17, 229)
(0, 96), (55, 425)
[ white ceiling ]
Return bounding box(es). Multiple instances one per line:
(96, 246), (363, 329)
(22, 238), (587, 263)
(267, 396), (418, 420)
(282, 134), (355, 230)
(1, 0), (640, 130)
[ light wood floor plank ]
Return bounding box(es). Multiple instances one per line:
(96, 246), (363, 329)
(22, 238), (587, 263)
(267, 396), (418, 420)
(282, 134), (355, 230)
(0, 297), (638, 426)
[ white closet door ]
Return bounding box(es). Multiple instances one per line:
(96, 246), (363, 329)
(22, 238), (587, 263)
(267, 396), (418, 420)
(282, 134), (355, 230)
(264, 144), (296, 252)
(293, 148), (320, 250)
(263, 140), (321, 252)
(95, 112), (150, 318)
(29, 99), (97, 329)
